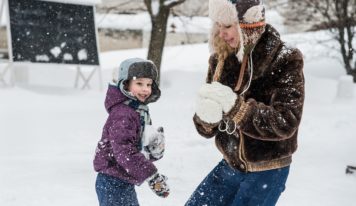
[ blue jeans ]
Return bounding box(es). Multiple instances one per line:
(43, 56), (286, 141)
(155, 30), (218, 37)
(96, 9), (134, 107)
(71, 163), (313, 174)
(185, 159), (290, 206)
(95, 173), (139, 206)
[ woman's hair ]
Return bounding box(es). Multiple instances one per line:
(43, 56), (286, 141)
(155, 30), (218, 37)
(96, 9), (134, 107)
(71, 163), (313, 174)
(211, 23), (239, 81)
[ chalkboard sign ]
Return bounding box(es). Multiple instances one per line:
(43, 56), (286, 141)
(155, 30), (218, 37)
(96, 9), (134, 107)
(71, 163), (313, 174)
(8, 0), (100, 65)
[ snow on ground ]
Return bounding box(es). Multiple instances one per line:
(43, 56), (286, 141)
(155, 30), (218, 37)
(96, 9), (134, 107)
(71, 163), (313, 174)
(1, 30), (356, 206)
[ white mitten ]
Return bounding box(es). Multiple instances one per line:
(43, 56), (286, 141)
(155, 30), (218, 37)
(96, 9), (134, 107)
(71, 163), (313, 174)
(195, 97), (223, 124)
(142, 125), (165, 161)
(198, 82), (237, 113)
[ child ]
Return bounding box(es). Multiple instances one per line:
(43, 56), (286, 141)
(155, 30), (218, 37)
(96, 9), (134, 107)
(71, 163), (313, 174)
(93, 58), (169, 206)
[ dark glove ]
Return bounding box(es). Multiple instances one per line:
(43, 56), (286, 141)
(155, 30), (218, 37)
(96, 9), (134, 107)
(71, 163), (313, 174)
(147, 173), (170, 198)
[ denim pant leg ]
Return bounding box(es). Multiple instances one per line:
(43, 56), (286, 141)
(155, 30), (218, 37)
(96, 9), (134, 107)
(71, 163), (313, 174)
(95, 173), (139, 206)
(185, 160), (243, 206)
(230, 166), (290, 206)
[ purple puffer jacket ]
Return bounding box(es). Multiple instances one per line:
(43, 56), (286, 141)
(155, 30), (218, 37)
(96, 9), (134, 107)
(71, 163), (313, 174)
(93, 85), (157, 185)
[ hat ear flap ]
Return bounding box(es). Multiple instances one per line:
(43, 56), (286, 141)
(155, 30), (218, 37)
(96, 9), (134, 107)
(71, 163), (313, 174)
(208, 23), (218, 54)
(145, 81), (161, 104)
(242, 4), (265, 23)
(236, 23), (244, 62)
(111, 67), (120, 85)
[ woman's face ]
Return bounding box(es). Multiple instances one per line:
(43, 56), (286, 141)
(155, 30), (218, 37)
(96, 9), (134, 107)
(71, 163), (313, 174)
(217, 23), (240, 48)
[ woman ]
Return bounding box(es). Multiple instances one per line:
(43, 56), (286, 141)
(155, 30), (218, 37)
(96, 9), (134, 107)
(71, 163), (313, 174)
(186, 0), (305, 205)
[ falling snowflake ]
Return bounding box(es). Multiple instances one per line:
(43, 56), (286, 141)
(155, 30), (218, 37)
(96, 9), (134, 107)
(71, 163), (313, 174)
(50, 46), (61, 58)
(78, 49), (88, 60)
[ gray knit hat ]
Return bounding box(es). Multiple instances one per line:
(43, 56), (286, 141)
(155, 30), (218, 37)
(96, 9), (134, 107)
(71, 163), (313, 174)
(113, 58), (161, 103)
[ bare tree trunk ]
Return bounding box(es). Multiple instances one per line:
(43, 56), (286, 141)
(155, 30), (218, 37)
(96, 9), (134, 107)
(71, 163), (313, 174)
(147, 8), (170, 84)
(285, 0), (356, 82)
(334, 0), (356, 82)
(144, 0), (185, 85)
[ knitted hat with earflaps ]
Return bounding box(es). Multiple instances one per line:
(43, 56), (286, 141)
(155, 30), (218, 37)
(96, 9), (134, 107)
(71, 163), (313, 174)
(112, 58), (161, 103)
(208, 0), (266, 62)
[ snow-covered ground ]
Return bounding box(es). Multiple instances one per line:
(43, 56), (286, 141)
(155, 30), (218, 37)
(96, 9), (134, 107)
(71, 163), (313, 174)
(1, 29), (356, 206)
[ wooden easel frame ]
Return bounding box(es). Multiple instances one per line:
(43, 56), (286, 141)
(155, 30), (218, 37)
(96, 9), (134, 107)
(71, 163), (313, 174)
(1, 0), (103, 90)
(0, 0), (14, 87)
(74, 65), (102, 90)
(74, 4), (103, 90)
(0, 62), (13, 86)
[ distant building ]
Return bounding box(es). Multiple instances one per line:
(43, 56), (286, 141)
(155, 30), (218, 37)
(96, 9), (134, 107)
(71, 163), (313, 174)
(97, 0), (208, 16)
(96, 13), (210, 51)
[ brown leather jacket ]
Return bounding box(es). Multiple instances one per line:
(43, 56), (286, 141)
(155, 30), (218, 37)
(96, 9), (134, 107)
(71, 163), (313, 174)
(193, 24), (305, 172)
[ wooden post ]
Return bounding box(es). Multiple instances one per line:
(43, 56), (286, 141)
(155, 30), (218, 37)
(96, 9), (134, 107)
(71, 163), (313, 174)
(75, 65), (102, 90)
(0, 0), (5, 21)
(0, 0), (14, 87)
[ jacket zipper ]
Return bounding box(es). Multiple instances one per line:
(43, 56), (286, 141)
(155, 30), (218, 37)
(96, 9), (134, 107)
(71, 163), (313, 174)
(238, 130), (248, 171)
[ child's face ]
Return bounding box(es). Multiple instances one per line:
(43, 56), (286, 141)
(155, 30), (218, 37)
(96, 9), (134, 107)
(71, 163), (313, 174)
(128, 78), (153, 102)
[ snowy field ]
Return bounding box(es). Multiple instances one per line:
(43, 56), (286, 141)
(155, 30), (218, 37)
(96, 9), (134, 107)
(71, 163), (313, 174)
(1, 30), (356, 206)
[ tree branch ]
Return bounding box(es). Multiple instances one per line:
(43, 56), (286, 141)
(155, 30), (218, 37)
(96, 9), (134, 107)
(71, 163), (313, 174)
(144, 0), (153, 16)
(267, 0), (289, 10)
(164, 0), (185, 8)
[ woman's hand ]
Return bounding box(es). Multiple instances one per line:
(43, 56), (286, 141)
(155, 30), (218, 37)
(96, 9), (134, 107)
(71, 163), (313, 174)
(198, 81), (237, 113)
(195, 97), (223, 124)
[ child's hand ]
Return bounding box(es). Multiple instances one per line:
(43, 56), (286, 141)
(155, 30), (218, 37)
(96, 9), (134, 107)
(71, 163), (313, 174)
(142, 126), (165, 161)
(147, 173), (170, 198)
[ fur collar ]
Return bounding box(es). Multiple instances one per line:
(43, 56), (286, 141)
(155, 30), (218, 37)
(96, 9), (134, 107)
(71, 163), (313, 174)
(251, 24), (283, 80)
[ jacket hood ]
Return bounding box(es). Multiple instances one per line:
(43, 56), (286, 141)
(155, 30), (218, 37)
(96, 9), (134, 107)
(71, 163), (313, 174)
(104, 85), (128, 113)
